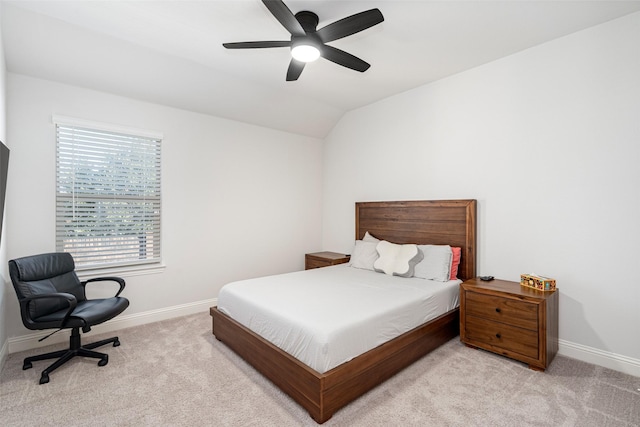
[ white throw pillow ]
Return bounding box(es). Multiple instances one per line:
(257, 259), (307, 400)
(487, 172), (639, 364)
(349, 240), (379, 271)
(362, 231), (380, 243)
(414, 245), (453, 282)
(373, 240), (423, 277)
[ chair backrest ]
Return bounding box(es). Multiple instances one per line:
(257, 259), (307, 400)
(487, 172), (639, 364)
(8, 252), (86, 320)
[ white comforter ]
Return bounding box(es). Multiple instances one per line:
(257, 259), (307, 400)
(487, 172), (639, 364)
(217, 264), (460, 373)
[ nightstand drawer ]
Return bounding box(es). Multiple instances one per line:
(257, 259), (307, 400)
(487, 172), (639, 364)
(465, 315), (539, 359)
(306, 258), (331, 269)
(465, 292), (538, 331)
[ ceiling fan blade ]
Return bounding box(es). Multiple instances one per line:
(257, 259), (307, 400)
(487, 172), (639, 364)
(262, 0), (306, 37)
(320, 45), (370, 72)
(316, 9), (384, 43)
(223, 41), (291, 49)
(286, 59), (305, 81)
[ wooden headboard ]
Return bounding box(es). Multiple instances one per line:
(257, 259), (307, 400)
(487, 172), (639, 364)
(355, 200), (477, 281)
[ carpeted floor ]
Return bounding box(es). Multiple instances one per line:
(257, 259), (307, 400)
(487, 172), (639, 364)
(0, 313), (638, 426)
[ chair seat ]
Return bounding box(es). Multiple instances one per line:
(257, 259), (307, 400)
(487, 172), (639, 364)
(34, 297), (129, 329)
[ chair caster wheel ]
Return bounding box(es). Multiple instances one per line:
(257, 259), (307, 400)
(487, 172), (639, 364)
(39, 374), (49, 384)
(113, 339), (120, 347)
(23, 361), (32, 370)
(98, 356), (108, 366)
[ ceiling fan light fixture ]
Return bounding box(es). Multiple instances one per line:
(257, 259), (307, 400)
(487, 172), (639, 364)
(291, 44), (320, 62)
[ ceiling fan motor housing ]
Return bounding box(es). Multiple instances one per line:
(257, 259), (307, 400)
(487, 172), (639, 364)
(295, 11), (319, 32)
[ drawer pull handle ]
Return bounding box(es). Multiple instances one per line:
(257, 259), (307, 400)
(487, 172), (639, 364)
(495, 308), (501, 313)
(495, 333), (501, 339)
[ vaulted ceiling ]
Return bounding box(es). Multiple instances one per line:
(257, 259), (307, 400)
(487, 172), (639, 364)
(3, 1), (640, 138)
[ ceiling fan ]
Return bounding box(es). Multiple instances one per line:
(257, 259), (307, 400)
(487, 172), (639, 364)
(223, 0), (384, 81)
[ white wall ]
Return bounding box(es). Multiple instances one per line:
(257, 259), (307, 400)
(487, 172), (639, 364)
(322, 12), (640, 374)
(5, 74), (323, 340)
(0, 2), (9, 368)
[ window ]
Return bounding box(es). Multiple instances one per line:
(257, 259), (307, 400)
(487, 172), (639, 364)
(55, 116), (161, 270)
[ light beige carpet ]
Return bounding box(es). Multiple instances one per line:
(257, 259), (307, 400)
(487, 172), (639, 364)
(1, 312), (638, 426)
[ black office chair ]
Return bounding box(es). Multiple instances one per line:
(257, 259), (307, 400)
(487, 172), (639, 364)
(8, 252), (130, 384)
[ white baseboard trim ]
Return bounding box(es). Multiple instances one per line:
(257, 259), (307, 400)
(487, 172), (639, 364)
(558, 339), (640, 377)
(4, 303), (638, 378)
(7, 298), (218, 355)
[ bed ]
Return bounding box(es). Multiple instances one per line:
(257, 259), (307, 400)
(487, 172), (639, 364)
(210, 199), (477, 423)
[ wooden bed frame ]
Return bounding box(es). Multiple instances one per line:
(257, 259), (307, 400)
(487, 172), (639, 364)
(210, 199), (477, 423)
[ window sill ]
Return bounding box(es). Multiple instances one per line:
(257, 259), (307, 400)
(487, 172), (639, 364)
(76, 263), (166, 281)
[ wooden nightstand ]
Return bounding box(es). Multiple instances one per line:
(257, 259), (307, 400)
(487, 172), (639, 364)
(460, 278), (558, 371)
(305, 252), (350, 270)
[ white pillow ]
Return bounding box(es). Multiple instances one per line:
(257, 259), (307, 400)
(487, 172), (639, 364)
(414, 245), (453, 282)
(362, 231), (380, 243)
(373, 240), (423, 277)
(349, 240), (379, 271)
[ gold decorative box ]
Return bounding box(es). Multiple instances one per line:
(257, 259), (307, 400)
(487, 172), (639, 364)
(520, 274), (556, 291)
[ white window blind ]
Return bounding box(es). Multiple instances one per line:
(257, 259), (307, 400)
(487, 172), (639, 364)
(55, 122), (161, 269)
